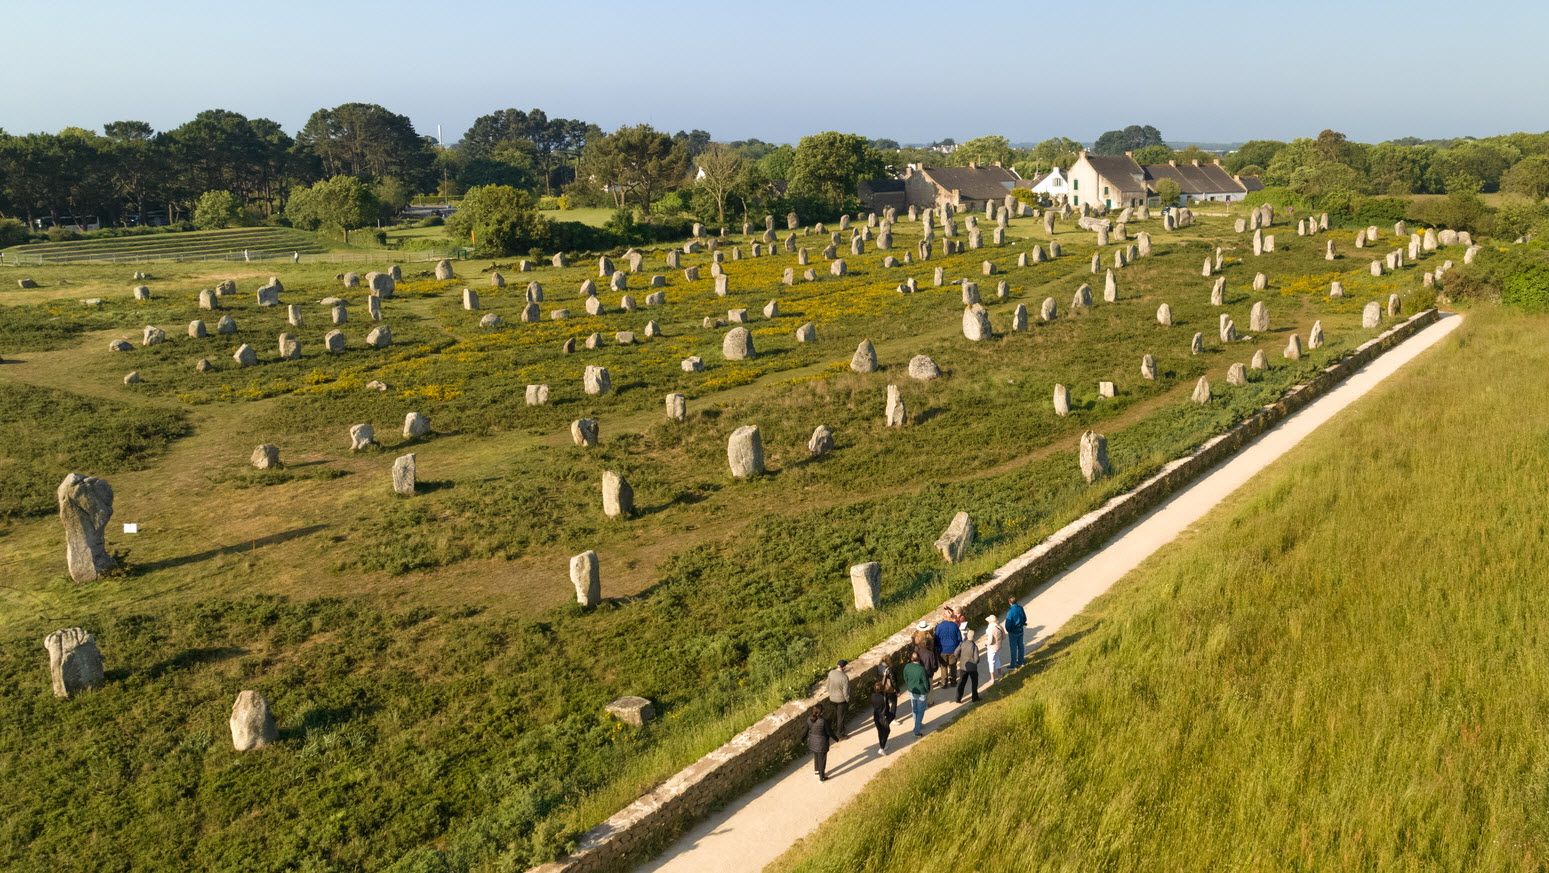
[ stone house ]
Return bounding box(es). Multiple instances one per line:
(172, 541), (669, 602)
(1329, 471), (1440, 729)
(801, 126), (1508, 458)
(1066, 151), (1149, 210)
(898, 163), (1028, 210)
(1142, 159), (1258, 205)
(857, 178), (908, 213)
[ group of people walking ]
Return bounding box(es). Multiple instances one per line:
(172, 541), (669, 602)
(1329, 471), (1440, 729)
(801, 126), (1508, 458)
(806, 596), (1031, 780)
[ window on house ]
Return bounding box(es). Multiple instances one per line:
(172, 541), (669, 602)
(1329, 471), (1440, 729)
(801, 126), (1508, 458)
(1103, 186), (1109, 196)
(1072, 179), (1078, 190)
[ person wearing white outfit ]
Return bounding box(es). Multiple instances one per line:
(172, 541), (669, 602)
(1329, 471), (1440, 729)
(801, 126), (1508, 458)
(983, 614), (1005, 681)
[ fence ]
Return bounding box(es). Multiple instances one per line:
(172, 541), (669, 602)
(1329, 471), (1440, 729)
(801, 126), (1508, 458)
(0, 248), (464, 267)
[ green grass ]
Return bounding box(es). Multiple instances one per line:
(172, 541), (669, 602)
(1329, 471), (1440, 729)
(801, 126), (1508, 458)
(771, 305), (1549, 873)
(540, 206), (614, 227)
(0, 207), (1465, 869)
(0, 382), (190, 519)
(3, 227), (341, 264)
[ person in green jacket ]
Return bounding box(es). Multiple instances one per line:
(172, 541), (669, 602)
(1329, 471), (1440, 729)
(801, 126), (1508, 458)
(903, 650), (930, 737)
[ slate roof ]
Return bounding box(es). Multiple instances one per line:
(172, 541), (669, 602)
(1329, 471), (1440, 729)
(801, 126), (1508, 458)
(918, 165), (1023, 200)
(1142, 161), (1248, 196)
(1239, 175), (1264, 192)
(1083, 154), (1148, 195)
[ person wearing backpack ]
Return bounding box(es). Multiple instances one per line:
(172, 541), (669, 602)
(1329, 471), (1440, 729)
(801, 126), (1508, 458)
(954, 626), (981, 703)
(1004, 596), (1028, 669)
(876, 660), (899, 722)
(903, 650), (930, 737)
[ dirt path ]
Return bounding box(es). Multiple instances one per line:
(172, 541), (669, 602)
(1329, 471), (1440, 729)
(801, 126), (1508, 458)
(633, 312), (1464, 873)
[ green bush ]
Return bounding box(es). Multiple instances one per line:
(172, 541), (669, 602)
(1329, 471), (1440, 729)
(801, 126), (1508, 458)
(0, 217), (29, 247)
(1453, 244), (1549, 310)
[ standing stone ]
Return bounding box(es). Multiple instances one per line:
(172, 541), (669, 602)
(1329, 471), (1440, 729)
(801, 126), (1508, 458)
(1191, 376), (1211, 404)
(907, 355), (941, 381)
(851, 339), (878, 372)
(1040, 297), (1058, 321)
(1211, 276), (1226, 306)
(1141, 354), (1157, 381)
(251, 444), (281, 469)
(367, 295), (382, 321)
(1191, 332), (1204, 355)
(525, 384), (550, 406)
(391, 453), (417, 496)
(666, 392), (686, 422)
(132, 285), (151, 301)
(188, 320), (208, 338)
(571, 418), (599, 447)
(403, 411), (430, 438)
(1011, 303), (1028, 332)
(723, 327), (755, 361)
(1326, 240), (1336, 261)
(961, 281), (980, 305)
(1053, 383), (1070, 417)
(808, 425), (834, 456)
(727, 425), (764, 478)
(1227, 362), (1247, 386)
(278, 333), (300, 360)
(830, 259), (847, 277)
(1220, 314), (1238, 344)
(366, 325), (393, 348)
(198, 288), (218, 311)
(1099, 381), (1116, 398)
(1284, 334), (1304, 361)
(1251, 349), (1268, 370)
(142, 325), (165, 346)
(228, 690), (278, 751)
(430, 259), (453, 280)
(962, 305), (992, 341)
(601, 471), (634, 519)
(1072, 284), (1092, 310)
(1308, 320), (1325, 350)
(1079, 431), (1109, 483)
(44, 628), (104, 698)
(1387, 293), (1402, 317)
(884, 384), (907, 427)
(843, 561), (881, 611)
(1250, 301), (1269, 333)
(795, 322), (816, 343)
(584, 365), (612, 395)
(56, 474), (114, 583)
(1104, 270), (1118, 302)
(570, 551), (601, 606)
(1363, 301), (1382, 329)
(349, 423), (376, 451)
(1330, 280), (1344, 299)
(1156, 303), (1173, 326)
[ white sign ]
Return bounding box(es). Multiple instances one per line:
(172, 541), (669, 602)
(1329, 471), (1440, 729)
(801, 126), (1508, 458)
(123, 523), (139, 534)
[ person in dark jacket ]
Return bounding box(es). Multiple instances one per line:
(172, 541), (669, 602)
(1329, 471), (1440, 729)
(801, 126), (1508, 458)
(903, 650), (931, 737)
(870, 684), (891, 753)
(1004, 596), (1029, 668)
(955, 626), (981, 703)
(934, 609), (962, 687)
(807, 709), (831, 780)
(875, 660), (899, 722)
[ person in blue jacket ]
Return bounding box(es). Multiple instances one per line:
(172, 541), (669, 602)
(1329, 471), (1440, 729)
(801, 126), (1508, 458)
(1004, 596), (1028, 668)
(932, 608), (962, 686)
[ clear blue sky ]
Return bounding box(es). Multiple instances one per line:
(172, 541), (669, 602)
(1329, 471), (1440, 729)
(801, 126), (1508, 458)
(7, 0), (1546, 145)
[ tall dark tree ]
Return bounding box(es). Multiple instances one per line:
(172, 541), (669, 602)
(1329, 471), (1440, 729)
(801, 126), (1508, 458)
(1092, 124), (1165, 156)
(579, 124), (685, 213)
(459, 108), (595, 193)
(296, 103), (436, 190)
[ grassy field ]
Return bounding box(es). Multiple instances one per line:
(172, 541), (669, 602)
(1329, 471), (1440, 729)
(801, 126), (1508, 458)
(0, 205), (1453, 868)
(771, 305), (1549, 873)
(540, 206), (615, 227)
(1, 226), (341, 264)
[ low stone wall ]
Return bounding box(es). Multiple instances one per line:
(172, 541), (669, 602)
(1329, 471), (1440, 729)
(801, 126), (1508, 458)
(532, 309), (1443, 873)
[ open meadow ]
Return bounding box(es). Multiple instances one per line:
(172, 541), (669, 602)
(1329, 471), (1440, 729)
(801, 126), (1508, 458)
(0, 204), (1447, 868)
(770, 304), (1549, 872)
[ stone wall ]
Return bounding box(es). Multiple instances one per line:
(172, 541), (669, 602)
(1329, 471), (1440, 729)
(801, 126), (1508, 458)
(531, 309), (1443, 873)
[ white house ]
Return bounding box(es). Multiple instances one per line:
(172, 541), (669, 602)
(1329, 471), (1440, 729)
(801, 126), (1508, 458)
(1028, 167), (1070, 200)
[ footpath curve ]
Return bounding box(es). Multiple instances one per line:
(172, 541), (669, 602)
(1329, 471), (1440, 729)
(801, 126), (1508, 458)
(534, 309), (1460, 873)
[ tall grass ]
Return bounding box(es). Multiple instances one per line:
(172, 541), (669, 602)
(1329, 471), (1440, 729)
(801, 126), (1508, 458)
(772, 305), (1549, 873)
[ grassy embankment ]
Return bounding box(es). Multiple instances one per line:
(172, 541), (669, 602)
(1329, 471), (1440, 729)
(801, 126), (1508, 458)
(773, 305), (1549, 873)
(0, 209), (1447, 868)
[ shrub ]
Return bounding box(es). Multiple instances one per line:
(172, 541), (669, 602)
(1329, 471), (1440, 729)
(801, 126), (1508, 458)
(193, 190), (243, 230)
(1452, 244), (1549, 310)
(418, 214), (444, 228)
(536, 196), (564, 211)
(0, 217), (29, 247)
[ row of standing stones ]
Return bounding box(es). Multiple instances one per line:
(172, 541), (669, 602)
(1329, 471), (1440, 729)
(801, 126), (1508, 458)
(50, 203), (1443, 730)
(48, 476), (277, 750)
